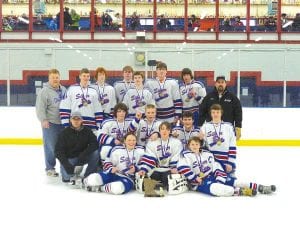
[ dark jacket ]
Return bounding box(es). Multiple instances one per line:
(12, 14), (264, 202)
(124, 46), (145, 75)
(55, 126), (98, 172)
(199, 87), (242, 128)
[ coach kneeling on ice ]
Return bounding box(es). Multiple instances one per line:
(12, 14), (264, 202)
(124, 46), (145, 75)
(55, 111), (99, 183)
(136, 122), (188, 196)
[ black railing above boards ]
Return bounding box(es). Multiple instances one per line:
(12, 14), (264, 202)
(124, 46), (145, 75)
(2, 0), (300, 42)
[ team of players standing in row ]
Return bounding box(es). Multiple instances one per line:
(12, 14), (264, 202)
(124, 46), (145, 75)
(36, 63), (275, 197)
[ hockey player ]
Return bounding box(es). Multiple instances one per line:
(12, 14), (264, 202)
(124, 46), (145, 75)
(144, 62), (182, 124)
(98, 103), (135, 146)
(36, 69), (67, 177)
(123, 71), (155, 118)
(179, 68), (206, 126)
(172, 111), (201, 149)
(200, 104), (276, 194)
(113, 65), (134, 103)
(129, 104), (161, 146)
(178, 136), (258, 196)
(92, 67), (116, 119)
(137, 122), (184, 191)
(59, 68), (103, 131)
(83, 133), (145, 194)
(98, 103), (136, 164)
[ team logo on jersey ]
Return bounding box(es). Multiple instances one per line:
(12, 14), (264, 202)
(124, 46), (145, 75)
(119, 89), (126, 96)
(140, 127), (147, 132)
(154, 88), (168, 101)
(120, 156), (135, 166)
(75, 93), (90, 99)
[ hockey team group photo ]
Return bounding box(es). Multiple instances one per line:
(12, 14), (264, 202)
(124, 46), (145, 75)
(36, 63), (276, 197)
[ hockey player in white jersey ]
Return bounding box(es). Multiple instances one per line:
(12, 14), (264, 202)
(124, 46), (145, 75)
(179, 68), (206, 126)
(98, 103), (136, 146)
(138, 122), (185, 192)
(144, 62), (182, 124)
(59, 68), (103, 131)
(200, 103), (237, 176)
(98, 103), (137, 165)
(172, 111), (201, 149)
(200, 104), (276, 194)
(129, 104), (161, 146)
(83, 133), (145, 194)
(178, 136), (259, 196)
(123, 71), (155, 118)
(91, 67), (116, 119)
(113, 65), (134, 103)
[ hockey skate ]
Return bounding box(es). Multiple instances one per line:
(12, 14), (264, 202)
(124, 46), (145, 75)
(85, 185), (102, 192)
(238, 187), (257, 197)
(143, 178), (165, 197)
(69, 176), (83, 188)
(258, 184), (276, 194)
(81, 178), (101, 192)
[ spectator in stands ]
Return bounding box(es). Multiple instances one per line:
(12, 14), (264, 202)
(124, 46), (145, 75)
(101, 12), (112, 30)
(264, 16), (276, 31)
(17, 13), (29, 30)
(55, 11), (60, 29)
(90, 8), (100, 29)
(33, 14), (46, 30)
(188, 14), (200, 30)
(157, 14), (171, 30)
(33, 14), (46, 26)
(281, 13), (290, 31)
(56, 7), (72, 30)
(130, 12), (140, 30)
(113, 12), (122, 30)
(49, 15), (58, 31)
(70, 9), (80, 31)
(63, 7), (73, 30)
(281, 13), (288, 26)
(223, 17), (232, 31)
(234, 16), (243, 26)
(292, 13), (300, 30)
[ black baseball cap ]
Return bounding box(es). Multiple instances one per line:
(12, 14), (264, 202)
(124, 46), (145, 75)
(215, 76), (226, 82)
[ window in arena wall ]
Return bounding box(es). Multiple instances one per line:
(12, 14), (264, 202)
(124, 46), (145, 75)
(219, 0), (246, 33)
(94, 0), (123, 32)
(188, 0), (216, 33)
(156, 0), (184, 32)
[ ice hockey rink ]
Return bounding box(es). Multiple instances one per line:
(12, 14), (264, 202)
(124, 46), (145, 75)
(0, 145), (298, 225)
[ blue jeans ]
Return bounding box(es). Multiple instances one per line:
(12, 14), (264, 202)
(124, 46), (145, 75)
(60, 150), (99, 181)
(42, 123), (64, 171)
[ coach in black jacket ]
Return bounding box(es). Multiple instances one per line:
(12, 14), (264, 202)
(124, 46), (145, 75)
(199, 76), (242, 140)
(55, 111), (99, 182)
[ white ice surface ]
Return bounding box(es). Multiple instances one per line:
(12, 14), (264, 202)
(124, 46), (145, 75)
(0, 146), (298, 225)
